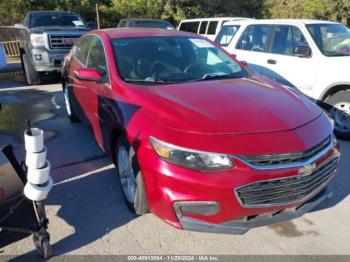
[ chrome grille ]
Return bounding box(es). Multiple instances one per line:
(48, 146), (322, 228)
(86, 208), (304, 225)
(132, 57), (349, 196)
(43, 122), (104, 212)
(48, 35), (80, 49)
(237, 136), (331, 167)
(235, 156), (339, 207)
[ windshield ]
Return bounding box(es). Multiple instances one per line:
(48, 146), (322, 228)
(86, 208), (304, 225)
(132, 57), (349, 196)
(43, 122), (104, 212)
(134, 21), (174, 29)
(215, 25), (240, 46)
(307, 23), (350, 56)
(29, 13), (86, 28)
(112, 36), (248, 85)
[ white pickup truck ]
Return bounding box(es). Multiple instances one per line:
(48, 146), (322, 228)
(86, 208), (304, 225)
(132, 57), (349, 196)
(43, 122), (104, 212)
(215, 19), (350, 139)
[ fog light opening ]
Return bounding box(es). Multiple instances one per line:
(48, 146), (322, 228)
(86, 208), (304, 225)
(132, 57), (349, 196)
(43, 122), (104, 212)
(173, 201), (219, 218)
(34, 54), (42, 61)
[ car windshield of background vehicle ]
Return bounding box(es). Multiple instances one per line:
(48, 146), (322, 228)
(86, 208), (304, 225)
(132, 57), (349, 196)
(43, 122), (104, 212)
(215, 25), (240, 46)
(29, 13), (86, 28)
(134, 21), (174, 29)
(307, 23), (350, 56)
(112, 36), (248, 85)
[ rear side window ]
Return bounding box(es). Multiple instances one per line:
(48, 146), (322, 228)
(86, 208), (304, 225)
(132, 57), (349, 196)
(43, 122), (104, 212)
(215, 25), (240, 46)
(179, 22), (200, 33)
(199, 21), (208, 34)
(270, 25), (310, 56)
(118, 20), (127, 27)
(236, 25), (272, 52)
(207, 21), (219, 35)
(74, 36), (92, 65)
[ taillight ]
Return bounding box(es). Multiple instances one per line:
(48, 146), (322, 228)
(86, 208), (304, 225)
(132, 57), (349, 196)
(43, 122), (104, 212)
(0, 188), (5, 199)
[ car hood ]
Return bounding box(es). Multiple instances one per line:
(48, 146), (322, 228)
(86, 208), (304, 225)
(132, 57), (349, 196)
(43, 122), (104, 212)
(136, 75), (322, 135)
(29, 26), (89, 34)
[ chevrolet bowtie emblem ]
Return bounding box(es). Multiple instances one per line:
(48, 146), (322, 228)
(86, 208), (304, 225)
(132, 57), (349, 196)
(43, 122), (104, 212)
(298, 163), (316, 175)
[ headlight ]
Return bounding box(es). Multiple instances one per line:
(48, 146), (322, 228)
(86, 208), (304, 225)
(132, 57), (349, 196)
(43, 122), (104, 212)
(30, 34), (45, 47)
(150, 136), (233, 171)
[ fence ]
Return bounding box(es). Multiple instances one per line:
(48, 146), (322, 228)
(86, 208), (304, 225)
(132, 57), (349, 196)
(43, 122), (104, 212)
(1, 41), (20, 58)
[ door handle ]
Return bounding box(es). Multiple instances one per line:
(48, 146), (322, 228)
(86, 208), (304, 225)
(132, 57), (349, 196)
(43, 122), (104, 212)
(267, 59), (277, 65)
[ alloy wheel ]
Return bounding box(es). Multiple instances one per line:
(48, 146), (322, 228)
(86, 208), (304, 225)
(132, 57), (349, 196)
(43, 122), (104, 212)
(117, 146), (137, 204)
(330, 102), (350, 132)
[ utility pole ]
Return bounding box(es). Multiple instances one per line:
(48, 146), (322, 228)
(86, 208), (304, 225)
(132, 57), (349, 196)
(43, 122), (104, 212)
(96, 3), (100, 29)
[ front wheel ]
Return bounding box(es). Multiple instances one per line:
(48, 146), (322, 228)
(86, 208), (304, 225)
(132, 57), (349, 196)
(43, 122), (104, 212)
(115, 136), (148, 215)
(22, 54), (41, 85)
(325, 90), (350, 140)
(63, 84), (80, 123)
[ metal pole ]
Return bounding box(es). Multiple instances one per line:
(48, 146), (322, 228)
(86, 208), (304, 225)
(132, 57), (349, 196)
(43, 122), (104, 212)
(96, 3), (100, 29)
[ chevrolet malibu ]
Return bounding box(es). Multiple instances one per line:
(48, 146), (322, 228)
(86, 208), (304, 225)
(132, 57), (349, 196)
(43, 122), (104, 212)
(62, 28), (340, 234)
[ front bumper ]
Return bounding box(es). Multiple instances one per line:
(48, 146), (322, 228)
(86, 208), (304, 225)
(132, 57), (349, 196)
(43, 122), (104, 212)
(176, 184), (333, 234)
(30, 47), (69, 72)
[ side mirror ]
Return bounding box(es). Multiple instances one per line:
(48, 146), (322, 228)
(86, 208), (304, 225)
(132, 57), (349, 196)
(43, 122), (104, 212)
(14, 23), (24, 28)
(74, 68), (102, 82)
(87, 22), (97, 30)
(294, 46), (311, 58)
(240, 60), (248, 68)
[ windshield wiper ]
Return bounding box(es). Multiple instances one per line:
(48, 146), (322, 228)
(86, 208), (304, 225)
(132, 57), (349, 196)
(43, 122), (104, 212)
(124, 78), (177, 84)
(189, 73), (241, 82)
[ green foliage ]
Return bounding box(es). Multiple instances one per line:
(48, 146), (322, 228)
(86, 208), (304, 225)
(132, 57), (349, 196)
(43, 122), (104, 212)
(266, 0), (350, 24)
(0, 0), (349, 27)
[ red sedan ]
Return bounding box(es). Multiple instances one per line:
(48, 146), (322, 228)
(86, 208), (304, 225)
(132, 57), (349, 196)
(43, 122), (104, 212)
(62, 28), (340, 234)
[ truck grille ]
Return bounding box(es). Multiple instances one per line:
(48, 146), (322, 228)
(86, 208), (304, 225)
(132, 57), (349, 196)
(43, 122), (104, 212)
(237, 136), (331, 167)
(48, 35), (80, 49)
(235, 156), (339, 207)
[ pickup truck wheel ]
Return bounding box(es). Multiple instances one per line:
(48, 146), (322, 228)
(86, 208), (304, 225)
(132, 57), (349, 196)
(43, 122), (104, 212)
(22, 54), (41, 85)
(325, 90), (350, 140)
(63, 85), (80, 123)
(115, 136), (148, 215)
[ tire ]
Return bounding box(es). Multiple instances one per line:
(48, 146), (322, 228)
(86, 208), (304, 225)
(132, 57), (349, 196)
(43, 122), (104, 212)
(22, 54), (41, 85)
(115, 136), (148, 215)
(325, 90), (350, 140)
(63, 83), (80, 123)
(33, 233), (52, 259)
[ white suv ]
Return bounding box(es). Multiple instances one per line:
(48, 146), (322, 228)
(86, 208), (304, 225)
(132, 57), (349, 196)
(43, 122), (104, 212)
(215, 19), (350, 139)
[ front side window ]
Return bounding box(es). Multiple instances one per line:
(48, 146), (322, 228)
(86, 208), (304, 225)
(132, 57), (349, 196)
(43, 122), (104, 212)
(112, 36), (248, 85)
(307, 23), (350, 56)
(215, 25), (240, 47)
(236, 25), (272, 52)
(270, 25), (310, 56)
(86, 37), (109, 81)
(74, 36), (92, 66)
(207, 21), (219, 35)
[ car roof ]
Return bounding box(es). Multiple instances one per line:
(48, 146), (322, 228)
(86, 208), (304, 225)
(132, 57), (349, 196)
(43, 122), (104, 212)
(222, 19), (340, 26)
(180, 17), (251, 23)
(120, 18), (170, 22)
(101, 28), (199, 38)
(29, 11), (79, 15)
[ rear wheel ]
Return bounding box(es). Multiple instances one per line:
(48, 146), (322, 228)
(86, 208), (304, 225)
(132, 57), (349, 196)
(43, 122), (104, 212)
(63, 83), (80, 123)
(33, 232), (52, 259)
(325, 90), (350, 140)
(22, 54), (41, 85)
(115, 136), (148, 215)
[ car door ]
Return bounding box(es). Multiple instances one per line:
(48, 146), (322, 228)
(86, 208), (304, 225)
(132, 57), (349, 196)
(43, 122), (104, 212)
(233, 24), (274, 72)
(69, 35), (93, 121)
(263, 25), (318, 96)
(84, 35), (111, 148)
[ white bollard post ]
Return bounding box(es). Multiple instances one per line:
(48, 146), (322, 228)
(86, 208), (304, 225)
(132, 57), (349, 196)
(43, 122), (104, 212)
(23, 125), (53, 201)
